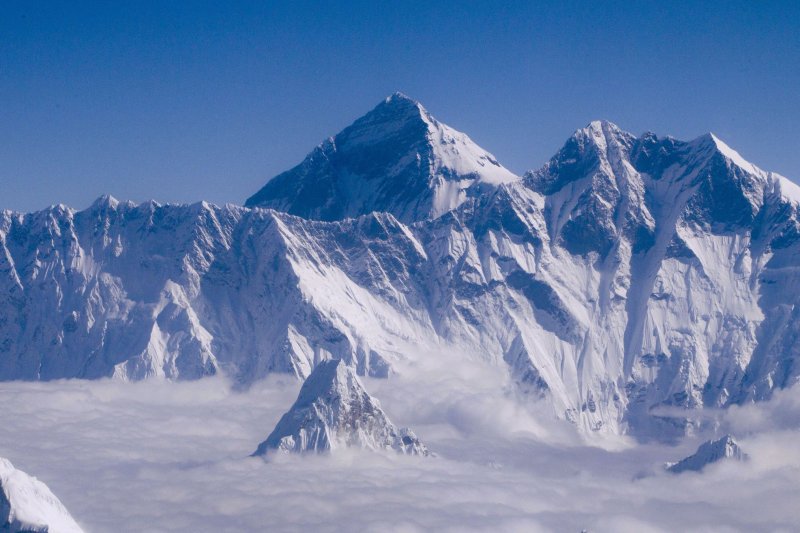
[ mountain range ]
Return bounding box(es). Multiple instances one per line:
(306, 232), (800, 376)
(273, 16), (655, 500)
(2, 93), (799, 440)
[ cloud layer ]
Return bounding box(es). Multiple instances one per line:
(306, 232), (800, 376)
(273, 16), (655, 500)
(0, 359), (798, 532)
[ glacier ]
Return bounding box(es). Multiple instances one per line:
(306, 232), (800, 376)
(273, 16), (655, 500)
(2, 95), (800, 440)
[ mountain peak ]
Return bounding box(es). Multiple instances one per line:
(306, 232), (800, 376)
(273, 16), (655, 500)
(253, 359), (429, 456)
(666, 435), (748, 474)
(90, 194), (120, 210)
(245, 94), (518, 223)
(585, 119), (622, 132)
(575, 119), (634, 148)
(525, 119), (636, 196)
(694, 132), (762, 175)
(362, 92), (426, 124)
(384, 91), (417, 105)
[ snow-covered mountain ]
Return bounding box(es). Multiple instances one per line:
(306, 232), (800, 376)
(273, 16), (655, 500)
(253, 358), (428, 455)
(0, 457), (84, 533)
(0, 198), (431, 383)
(2, 95), (800, 440)
(245, 92), (518, 223)
(666, 435), (748, 473)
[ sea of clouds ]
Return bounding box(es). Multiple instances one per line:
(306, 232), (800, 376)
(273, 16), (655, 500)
(0, 354), (798, 532)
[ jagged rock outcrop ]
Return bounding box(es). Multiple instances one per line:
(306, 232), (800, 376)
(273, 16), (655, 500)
(253, 359), (428, 455)
(666, 435), (748, 473)
(0, 457), (84, 533)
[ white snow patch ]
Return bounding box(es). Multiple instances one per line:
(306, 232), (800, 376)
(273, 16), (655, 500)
(708, 133), (761, 175)
(0, 457), (84, 533)
(772, 173), (800, 206)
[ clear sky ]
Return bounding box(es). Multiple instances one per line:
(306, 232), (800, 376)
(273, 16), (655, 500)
(2, 1), (799, 212)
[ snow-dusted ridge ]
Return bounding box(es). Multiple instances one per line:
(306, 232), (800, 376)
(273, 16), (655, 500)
(666, 435), (748, 473)
(254, 358), (428, 455)
(2, 96), (800, 440)
(0, 457), (84, 533)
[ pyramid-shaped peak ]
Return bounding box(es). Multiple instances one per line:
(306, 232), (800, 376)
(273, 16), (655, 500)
(345, 93), (428, 131)
(360, 92), (427, 124)
(666, 434), (748, 474)
(245, 93), (518, 222)
(90, 194), (120, 210)
(293, 358), (355, 406)
(253, 359), (428, 456)
(384, 91), (418, 105)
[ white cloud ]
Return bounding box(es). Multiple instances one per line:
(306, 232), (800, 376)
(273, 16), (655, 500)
(0, 364), (798, 532)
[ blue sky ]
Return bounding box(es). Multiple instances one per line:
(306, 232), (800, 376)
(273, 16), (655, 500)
(2, 1), (798, 212)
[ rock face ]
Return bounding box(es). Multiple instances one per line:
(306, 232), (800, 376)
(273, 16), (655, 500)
(253, 359), (428, 455)
(666, 435), (748, 473)
(245, 92), (519, 223)
(0, 457), (84, 533)
(2, 94), (800, 440)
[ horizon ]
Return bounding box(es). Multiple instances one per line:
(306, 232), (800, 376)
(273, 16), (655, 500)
(1, 92), (790, 214)
(2, 1), (799, 212)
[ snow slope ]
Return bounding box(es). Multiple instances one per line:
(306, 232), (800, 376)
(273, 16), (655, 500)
(254, 358), (428, 455)
(0, 457), (84, 533)
(2, 97), (800, 440)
